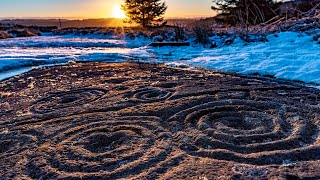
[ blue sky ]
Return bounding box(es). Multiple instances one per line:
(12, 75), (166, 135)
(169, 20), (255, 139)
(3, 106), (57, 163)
(0, 0), (214, 18)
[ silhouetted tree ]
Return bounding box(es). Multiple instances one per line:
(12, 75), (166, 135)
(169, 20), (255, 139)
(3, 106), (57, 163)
(122, 0), (167, 27)
(212, 0), (277, 25)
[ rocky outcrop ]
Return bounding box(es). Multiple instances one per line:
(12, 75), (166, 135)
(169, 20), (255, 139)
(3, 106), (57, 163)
(7, 29), (39, 38)
(0, 32), (13, 39)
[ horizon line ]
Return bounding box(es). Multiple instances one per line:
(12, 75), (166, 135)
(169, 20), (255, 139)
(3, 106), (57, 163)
(0, 16), (214, 20)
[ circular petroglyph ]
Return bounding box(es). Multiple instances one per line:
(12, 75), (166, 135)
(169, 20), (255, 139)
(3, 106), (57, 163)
(31, 88), (108, 114)
(24, 115), (181, 179)
(170, 99), (320, 165)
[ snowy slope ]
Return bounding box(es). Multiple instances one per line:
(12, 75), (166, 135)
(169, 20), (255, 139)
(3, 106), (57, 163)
(148, 32), (320, 84)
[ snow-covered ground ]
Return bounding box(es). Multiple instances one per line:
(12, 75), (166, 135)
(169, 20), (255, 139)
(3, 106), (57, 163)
(0, 31), (320, 86)
(150, 32), (320, 84)
(0, 35), (149, 48)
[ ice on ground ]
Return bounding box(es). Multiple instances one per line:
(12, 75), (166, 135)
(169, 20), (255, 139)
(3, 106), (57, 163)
(0, 67), (31, 81)
(0, 46), (151, 72)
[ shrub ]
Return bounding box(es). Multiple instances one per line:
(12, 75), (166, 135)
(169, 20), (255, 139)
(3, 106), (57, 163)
(192, 24), (211, 46)
(173, 23), (186, 41)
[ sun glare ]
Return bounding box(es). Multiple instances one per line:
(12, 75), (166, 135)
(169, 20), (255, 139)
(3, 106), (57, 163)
(112, 5), (126, 19)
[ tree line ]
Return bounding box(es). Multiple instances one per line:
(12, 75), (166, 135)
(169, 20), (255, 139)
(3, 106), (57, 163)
(122, 0), (319, 27)
(212, 0), (320, 25)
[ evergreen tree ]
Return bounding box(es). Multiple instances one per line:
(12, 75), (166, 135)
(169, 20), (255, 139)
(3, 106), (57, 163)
(212, 0), (277, 25)
(122, 0), (167, 27)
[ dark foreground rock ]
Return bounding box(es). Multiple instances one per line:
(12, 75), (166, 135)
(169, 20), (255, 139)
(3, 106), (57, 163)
(0, 62), (319, 179)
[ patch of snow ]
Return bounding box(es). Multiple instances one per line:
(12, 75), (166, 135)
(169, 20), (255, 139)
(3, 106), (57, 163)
(166, 62), (189, 68)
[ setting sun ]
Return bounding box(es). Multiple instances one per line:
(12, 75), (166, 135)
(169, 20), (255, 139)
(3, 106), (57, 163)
(112, 5), (126, 19)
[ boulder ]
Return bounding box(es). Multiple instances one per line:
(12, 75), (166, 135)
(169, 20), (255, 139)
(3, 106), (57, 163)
(154, 35), (164, 42)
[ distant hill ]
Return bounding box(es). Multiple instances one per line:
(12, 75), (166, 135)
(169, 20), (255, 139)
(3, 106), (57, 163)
(0, 18), (204, 28)
(0, 18), (125, 28)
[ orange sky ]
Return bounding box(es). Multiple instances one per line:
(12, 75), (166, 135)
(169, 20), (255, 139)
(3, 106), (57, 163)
(0, 0), (215, 18)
